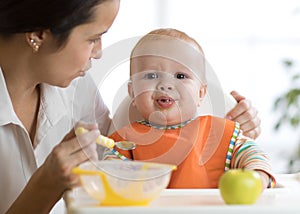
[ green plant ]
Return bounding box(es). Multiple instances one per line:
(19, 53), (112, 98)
(273, 59), (300, 173)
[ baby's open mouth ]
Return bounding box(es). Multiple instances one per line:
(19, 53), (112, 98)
(156, 96), (175, 109)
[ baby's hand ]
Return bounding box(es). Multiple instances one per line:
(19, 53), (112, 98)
(226, 91), (261, 140)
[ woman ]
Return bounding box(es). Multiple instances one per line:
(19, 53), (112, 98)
(0, 0), (119, 213)
(0, 0), (260, 213)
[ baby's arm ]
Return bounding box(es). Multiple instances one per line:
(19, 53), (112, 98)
(256, 170), (271, 189)
(230, 138), (276, 189)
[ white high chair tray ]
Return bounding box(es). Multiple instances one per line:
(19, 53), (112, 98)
(66, 173), (300, 214)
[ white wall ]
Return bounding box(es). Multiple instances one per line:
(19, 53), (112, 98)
(91, 0), (300, 173)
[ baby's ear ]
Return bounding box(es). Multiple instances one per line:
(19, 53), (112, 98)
(197, 84), (207, 106)
(127, 81), (134, 98)
(200, 84), (207, 99)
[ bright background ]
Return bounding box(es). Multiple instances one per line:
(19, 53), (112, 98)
(93, 0), (300, 173)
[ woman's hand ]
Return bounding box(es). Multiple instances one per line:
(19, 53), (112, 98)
(40, 122), (100, 191)
(7, 122), (100, 214)
(226, 91), (261, 139)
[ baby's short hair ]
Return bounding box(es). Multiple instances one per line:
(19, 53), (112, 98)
(130, 28), (206, 84)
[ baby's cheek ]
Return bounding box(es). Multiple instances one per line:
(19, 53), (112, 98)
(133, 84), (155, 95)
(184, 89), (199, 103)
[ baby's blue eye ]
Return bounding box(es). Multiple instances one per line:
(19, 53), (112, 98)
(175, 73), (187, 79)
(144, 72), (158, 79)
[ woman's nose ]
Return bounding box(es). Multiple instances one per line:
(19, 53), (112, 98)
(92, 50), (102, 59)
(92, 42), (102, 59)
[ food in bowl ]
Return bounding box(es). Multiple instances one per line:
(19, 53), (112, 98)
(72, 160), (176, 206)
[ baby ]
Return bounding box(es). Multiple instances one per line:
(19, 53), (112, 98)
(107, 28), (275, 189)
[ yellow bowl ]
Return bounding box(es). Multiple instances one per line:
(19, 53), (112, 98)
(73, 160), (176, 206)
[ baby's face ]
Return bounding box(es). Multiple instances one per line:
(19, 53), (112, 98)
(129, 55), (206, 126)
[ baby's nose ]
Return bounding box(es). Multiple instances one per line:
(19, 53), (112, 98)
(157, 82), (174, 91)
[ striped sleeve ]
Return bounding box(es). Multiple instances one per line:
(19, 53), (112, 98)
(102, 131), (133, 160)
(102, 147), (117, 160)
(230, 136), (276, 188)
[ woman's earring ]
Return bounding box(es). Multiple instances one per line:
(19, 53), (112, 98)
(30, 39), (40, 52)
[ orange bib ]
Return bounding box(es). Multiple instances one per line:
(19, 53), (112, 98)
(109, 116), (237, 188)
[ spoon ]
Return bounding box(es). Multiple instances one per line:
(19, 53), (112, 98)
(75, 127), (135, 154)
(115, 140), (136, 150)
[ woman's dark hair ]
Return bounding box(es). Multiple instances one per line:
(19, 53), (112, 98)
(0, 0), (107, 48)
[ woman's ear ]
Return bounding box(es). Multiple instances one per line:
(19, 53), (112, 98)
(25, 31), (46, 53)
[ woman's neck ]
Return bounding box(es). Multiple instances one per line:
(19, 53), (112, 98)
(0, 35), (41, 144)
(1, 62), (40, 144)
(11, 83), (40, 144)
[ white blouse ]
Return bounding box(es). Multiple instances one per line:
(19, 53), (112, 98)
(0, 68), (111, 213)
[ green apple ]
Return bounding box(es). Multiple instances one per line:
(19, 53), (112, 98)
(218, 169), (262, 204)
